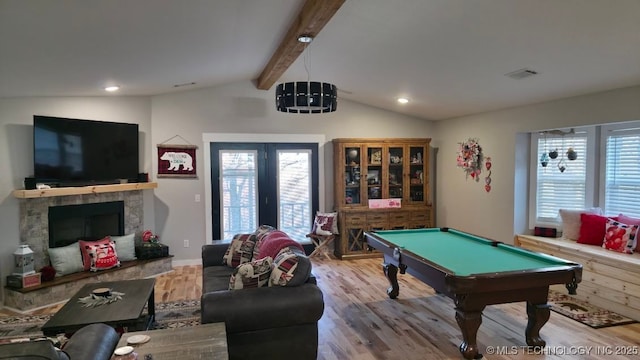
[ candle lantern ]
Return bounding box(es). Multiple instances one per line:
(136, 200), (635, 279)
(13, 244), (35, 276)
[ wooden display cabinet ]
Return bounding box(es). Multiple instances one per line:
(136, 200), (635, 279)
(333, 138), (433, 259)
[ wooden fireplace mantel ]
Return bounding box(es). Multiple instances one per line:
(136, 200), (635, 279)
(12, 182), (158, 199)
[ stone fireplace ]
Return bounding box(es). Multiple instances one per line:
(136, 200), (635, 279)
(6, 183), (171, 312)
(20, 191), (144, 271)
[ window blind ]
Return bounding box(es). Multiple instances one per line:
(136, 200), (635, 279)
(536, 135), (588, 221)
(605, 129), (640, 218)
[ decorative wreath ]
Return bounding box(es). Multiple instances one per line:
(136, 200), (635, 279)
(456, 138), (483, 181)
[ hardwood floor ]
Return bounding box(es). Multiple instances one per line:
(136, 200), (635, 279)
(2, 258), (639, 359)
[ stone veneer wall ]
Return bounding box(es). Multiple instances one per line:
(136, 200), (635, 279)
(19, 191), (144, 271)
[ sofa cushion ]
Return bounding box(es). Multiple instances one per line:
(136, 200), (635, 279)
(269, 247), (311, 287)
(222, 234), (256, 267)
(603, 218), (638, 254)
(0, 340), (70, 360)
(255, 230), (304, 261)
(203, 265), (235, 293)
(48, 242), (84, 277)
(229, 257), (273, 290)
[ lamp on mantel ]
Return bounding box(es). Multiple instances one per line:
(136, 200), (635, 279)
(275, 35), (337, 114)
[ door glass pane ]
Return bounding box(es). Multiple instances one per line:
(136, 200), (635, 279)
(278, 150), (312, 242)
(220, 150), (258, 239)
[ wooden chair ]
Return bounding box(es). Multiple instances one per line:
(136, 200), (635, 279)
(306, 233), (336, 260)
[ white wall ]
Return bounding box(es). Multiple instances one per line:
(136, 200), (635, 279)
(150, 80), (435, 263)
(0, 97), (153, 303)
(433, 85), (640, 244)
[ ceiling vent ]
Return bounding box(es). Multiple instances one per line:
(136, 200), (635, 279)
(505, 68), (538, 80)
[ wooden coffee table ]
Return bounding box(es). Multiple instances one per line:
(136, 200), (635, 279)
(116, 322), (228, 359)
(41, 278), (156, 336)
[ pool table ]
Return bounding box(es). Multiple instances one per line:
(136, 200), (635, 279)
(364, 227), (582, 360)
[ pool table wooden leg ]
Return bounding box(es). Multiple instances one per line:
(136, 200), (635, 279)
(455, 305), (485, 359)
(382, 263), (400, 299)
(525, 302), (550, 349)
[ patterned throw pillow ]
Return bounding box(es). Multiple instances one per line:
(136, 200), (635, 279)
(269, 247), (312, 287)
(311, 212), (339, 235)
(86, 240), (120, 271)
(79, 237), (113, 271)
(603, 218), (638, 254)
(229, 257), (273, 290)
(252, 225), (276, 259)
(222, 234), (256, 267)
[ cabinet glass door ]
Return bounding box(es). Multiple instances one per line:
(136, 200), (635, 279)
(408, 145), (426, 203)
(388, 146), (404, 199)
(367, 146), (383, 200)
(344, 146), (362, 205)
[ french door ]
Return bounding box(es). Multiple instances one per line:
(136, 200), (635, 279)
(210, 142), (319, 242)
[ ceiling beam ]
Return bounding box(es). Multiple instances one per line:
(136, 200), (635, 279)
(255, 0), (345, 90)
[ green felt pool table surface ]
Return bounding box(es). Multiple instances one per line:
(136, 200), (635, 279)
(371, 228), (571, 276)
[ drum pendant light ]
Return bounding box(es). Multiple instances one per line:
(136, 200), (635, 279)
(275, 35), (337, 114)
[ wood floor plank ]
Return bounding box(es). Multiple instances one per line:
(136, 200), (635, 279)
(2, 258), (639, 359)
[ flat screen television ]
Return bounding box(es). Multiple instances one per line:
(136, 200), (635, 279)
(33, 115), (139, 185)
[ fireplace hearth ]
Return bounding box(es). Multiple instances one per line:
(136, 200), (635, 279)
(48, 201), (125, 248)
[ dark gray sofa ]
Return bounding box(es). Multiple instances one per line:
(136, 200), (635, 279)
(0, 323), (119, 360)
(201, 240), (324, 360)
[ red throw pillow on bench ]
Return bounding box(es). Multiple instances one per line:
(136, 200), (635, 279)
(577, 213), (612, 245)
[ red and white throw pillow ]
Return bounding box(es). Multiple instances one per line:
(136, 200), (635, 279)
(603, 218), (638, 254)
(312, 212), (338, 236)
(228, 257), (273, 290)
(79, 237), (113, 271)
(222, 234), (257, 267)
(85, 240), (120, 271)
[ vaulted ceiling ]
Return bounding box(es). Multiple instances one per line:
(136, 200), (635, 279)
(1, 0), (639, 120)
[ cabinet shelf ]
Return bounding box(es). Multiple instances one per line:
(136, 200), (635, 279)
(13, 182), (158, 199)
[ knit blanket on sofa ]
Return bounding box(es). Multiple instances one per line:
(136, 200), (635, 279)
(255, 230), (304, 260)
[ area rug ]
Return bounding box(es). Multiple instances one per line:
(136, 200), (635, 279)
(0, 299), (201, 343)
(548, 290), (636, 328)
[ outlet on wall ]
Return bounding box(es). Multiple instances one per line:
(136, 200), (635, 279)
(184, 239), (189, 248)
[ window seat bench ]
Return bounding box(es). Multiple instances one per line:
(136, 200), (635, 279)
(515, 235), (640, 322)
(3, 257), (173, 313)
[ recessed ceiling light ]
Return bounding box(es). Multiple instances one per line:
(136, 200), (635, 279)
(397, 98), (409, 104)
(297, 35), (313, 43)
(104, 86), (120, 92)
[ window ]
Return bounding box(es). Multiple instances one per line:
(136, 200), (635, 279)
(601, 124), (640, 218)
(529, 128), (595, 227)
